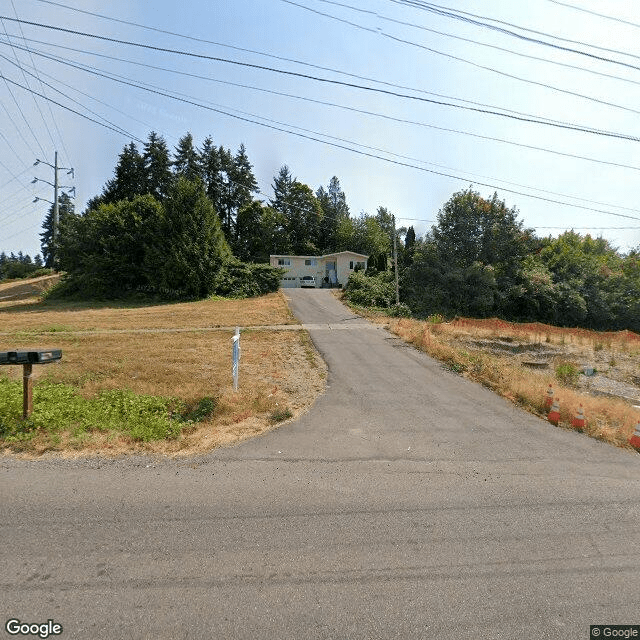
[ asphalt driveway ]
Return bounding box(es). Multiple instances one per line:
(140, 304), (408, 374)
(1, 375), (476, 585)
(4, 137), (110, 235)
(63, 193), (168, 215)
(2, 289), (639, 639)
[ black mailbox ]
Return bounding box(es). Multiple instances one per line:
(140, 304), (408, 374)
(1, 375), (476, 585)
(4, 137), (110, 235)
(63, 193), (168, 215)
(0, 349), (63, 365)
(0, 348), (63, 418)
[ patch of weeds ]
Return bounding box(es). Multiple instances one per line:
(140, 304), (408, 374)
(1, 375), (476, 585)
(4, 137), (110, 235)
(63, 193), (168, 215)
(427, 313), (445, 324)
(269, 407), (293, 423)
(0, 376), (186, 446)
(609, 357), (617, 367)
(594, 342), (604, 352)
(555, 362), (580, 386)
(179, 396), (218, 423)
(447, 361), (467, 374)
(300, 332), (318, 368)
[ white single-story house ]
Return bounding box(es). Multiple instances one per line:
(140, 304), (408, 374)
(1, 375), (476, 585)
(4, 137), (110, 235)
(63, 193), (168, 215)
(270, 251), (368, 288)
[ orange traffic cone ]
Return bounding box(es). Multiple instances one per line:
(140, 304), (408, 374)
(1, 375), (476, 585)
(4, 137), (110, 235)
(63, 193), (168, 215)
(571, 405), (587, 430)
(544, 384), (554, 409)
(630, 423), (640, 450)
(547, 399), (560, 426)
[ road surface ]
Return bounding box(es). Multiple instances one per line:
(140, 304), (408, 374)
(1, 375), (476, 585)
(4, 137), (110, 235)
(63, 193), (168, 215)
(2, 289), (639, 639)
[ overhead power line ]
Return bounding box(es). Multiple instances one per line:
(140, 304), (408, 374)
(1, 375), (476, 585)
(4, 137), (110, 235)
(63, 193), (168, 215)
(0, 166), (31, 189)
(8, 0), (71, 165)
(0, 51), (141, 141)
(6, 43), (640, 225)
(6, 34), (640, 175)
(0, 31), (581, 129)
(10, 38), (640, 217)
(0, 36), (174, 138)
(4, 2), (58, 157)
(31, 0), (597, 127)
(390, 0), (640, 65)
(285, 0), (640, 118)
(314, 0), (640, 90)
(0, 16), (638, 143)
(1, 75), (145, 142)
(547, 1), (640, 30)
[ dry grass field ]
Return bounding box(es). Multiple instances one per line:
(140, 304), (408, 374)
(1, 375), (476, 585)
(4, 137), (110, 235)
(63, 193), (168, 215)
(0, 287), (325, 457)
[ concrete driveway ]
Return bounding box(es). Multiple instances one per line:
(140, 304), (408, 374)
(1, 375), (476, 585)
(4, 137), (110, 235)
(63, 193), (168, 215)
(2, 289), (639, 639)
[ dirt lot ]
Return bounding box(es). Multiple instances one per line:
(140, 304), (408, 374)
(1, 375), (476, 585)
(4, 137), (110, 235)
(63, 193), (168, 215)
(454, 324), (640, 407)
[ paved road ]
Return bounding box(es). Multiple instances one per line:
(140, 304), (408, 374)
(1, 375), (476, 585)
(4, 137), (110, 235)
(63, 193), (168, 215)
(2, 289), (639, 639)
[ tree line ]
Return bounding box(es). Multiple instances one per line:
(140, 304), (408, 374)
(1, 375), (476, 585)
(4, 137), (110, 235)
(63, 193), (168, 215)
(0, 252), (46, 280)
(345, 188), (640, 332)
(38, 131), (398, 298)
(16, 129), (639, 332)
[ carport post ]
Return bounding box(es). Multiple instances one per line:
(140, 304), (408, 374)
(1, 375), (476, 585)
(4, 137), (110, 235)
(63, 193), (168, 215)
(23, 363), (33, 418)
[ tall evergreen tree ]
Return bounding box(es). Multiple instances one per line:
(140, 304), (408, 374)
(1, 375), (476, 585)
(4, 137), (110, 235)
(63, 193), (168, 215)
(270, 167), (322, 254)
(94, 142), (146, 207)
(40, 191), (75, 268)
(200, 136), (223, 208)
(234, 201), (271, 262)
(173, 132), (201, 182)
(229, 144), (258, 239)
(217, 146), (235, 238)
(145, 178), (231, 299)
(316, 176), (349, 253)
(143, 131), (173, 200)
(402, 225), (416, 267)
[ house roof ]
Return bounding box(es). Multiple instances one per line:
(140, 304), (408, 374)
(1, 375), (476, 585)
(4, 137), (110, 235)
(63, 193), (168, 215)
(270, 251), (369, 259)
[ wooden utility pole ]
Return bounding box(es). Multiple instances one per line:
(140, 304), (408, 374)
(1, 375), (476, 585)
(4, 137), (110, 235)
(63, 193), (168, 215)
(392, 215), (400, 305)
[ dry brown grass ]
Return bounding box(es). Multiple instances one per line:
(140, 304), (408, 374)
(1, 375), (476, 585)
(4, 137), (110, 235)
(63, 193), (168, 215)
(0, 274), (60, 300)
(0, 292), (325, 458)
(0, 291), (298, 332)
(384, 317), (639, 451)
(443, 316), (640, 354)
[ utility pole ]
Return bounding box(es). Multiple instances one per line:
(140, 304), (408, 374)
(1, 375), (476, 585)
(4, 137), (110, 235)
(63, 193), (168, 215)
(392, 214), (400, 305)
(33, 152), (74, 269)
(53, 151), (59, 257)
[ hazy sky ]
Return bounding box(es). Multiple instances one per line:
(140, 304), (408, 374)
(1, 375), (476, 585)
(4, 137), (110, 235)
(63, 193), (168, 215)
(2, 0), (640, 259)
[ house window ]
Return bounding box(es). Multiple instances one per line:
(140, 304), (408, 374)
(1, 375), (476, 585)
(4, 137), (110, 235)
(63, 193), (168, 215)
(349, 261), (353, 269)
(305, 259), (317, 266)
(355, 261), (365, 270)
(278, 258), (291, 266)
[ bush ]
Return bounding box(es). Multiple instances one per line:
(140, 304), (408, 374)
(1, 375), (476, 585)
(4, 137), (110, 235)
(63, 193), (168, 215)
(214, 261), (283, 298)
(343, 271), (396, 308)
(555, 362), (580, 386)
(388, 302), (412, 317)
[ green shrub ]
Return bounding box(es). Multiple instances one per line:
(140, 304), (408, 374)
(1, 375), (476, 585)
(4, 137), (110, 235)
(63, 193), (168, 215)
(179, 396), (218, 422)
(555, 362), (580, 386)
(269, 407), (293, 423)
(388, 302), (412, 317)
(343, 271), (396, 308)
(214, 261), (283, 298)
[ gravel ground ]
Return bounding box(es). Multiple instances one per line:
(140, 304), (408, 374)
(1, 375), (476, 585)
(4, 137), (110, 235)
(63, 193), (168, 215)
(462, 336), (640, 406)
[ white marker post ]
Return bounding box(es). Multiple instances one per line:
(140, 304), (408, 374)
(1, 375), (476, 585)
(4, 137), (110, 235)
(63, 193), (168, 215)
(232, 326), (240, 391)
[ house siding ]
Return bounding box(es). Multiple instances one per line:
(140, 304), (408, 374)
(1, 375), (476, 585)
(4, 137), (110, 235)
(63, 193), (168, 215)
(270, 252), (368, 288)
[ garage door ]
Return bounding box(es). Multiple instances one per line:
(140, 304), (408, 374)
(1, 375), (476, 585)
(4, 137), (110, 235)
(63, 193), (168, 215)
(280, 276), (299, 288)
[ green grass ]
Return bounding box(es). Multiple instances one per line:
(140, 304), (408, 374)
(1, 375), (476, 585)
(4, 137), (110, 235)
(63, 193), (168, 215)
(554, 362), (580, 387)
(0, 377), (217, 448)
(268, 407), (293, 423)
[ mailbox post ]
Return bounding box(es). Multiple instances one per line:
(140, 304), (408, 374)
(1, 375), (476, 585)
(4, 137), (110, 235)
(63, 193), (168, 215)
(0, 350), (62, 418)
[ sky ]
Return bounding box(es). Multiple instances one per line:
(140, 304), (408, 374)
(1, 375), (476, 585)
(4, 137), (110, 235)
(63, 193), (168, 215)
(2, 0), (640, 259)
